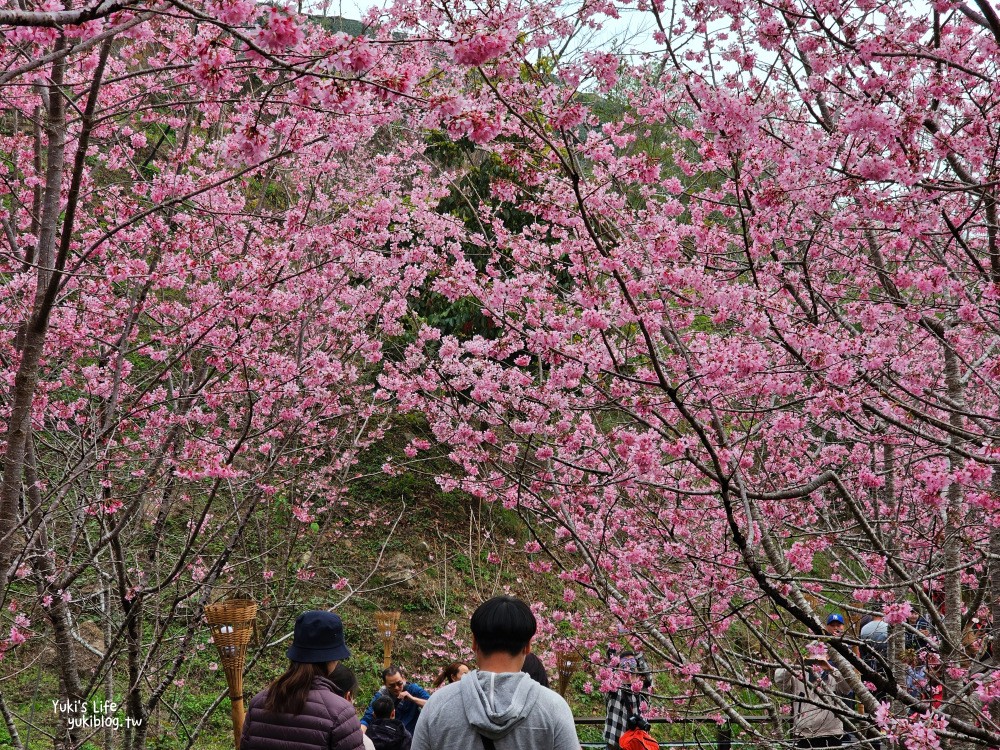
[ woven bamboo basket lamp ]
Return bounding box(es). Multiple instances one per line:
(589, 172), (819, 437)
(205, 598), (257, 749)
(556, 649), (582, 696)
(374, 611), (401, 669)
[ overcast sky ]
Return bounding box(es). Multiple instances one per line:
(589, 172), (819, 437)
(310, 0), (663, 56)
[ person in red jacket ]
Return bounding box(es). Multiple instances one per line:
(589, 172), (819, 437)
(242, 610), (365, 750)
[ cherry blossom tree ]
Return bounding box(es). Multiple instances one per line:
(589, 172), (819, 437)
(0, 2), (457, 747)
(377, 0), (1000, 746)
(4, 0), (1000, 747)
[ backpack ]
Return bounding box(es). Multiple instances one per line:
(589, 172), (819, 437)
(619, 727), (659, 750)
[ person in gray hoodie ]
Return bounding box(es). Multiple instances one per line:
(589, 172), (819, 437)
(411, 596), (579, 750)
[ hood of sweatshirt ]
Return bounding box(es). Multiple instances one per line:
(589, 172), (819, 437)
(460, 670), (540, 740)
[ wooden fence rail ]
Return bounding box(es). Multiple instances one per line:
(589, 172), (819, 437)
(573, 715), (774, 750)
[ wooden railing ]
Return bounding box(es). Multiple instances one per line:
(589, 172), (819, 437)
(573, 715), (774, 749)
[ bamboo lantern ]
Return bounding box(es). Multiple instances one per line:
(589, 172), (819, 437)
(374, 611), (402, 669)
(205, 598), (257, 750)
(556, 649), (582, 697)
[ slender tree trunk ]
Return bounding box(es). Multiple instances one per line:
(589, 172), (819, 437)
(0, 690), (24, 750)
(0, 43), (66, 597)
(884, 443), (908, 712)
(121, 594), (146, 750)
(942, 344), (970, 748)
(24, 434), (85, 749)
(987, 474), (1000, 729)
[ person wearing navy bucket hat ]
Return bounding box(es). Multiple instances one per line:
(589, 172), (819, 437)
(241, 611), (365, 750)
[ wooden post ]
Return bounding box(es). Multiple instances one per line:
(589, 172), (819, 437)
(375, 611), (401, 669)
(205, 599), (257, 750)
(556, 650), (582, 697)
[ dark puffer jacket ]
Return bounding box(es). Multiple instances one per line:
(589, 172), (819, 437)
(241, 675), (365, 750)
(366, 718), (411, 750)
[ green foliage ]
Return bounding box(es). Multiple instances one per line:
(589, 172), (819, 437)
(400, 132), (542, 344)
(308, 14), (370, 37)
(451, 553), (472, 574)
(347, 413), (469, 534)
(246, 174), (291, 212)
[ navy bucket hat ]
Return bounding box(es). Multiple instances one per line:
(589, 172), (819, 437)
(286, 611), (351, 663)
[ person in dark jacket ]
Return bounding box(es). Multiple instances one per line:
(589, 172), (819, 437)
(241, 610), (365, 750)
(360, 666), (429, 735)
(329, 665), (377, 750)
(521, 652), (550, 687)
(366, 695), (412, 750)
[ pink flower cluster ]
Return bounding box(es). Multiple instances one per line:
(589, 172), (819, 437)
(255, 7), (304, 52)
(452, 30), (514, 66)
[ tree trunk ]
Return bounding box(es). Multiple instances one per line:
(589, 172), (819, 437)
(0, 44), (66, 597)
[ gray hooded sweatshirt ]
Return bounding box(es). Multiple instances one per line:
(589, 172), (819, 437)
(411, 670), (578, 750)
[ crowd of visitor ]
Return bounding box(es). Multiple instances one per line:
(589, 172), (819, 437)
(774, 602), (991, 749)
(236, 595), (979, 750)
(239, 597), (580, 750)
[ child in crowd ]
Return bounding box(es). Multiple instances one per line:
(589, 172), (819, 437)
(366, 695), (412, 750)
